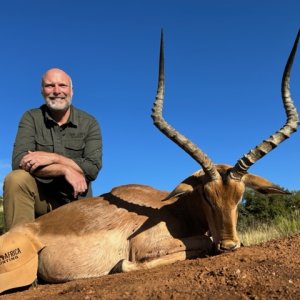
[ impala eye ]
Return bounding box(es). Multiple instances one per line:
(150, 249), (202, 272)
(203, 193), (215, 209)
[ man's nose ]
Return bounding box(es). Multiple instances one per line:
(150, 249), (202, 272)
(53, 84), (61, 94)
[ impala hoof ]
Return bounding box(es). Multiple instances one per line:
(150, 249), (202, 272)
(110, 259), (125, 274)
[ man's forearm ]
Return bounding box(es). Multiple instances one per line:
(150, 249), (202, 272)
(32, 163), (73, 178)
(20, 151), (84, 176)
(52, 153), (84, 175)
(30, 160), (88, 198)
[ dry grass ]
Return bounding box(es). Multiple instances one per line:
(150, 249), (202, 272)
(239, 215), (300, 246)
(0, 200), (3, 234)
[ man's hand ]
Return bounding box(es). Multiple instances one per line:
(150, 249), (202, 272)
(64, 167), (88, 198)
(20, 150), (88, 198)
(20, 151), (56, 172)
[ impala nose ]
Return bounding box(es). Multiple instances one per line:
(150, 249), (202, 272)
(219, 240), (240, 252)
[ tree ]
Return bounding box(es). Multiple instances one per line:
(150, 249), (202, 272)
(238, 189), (300, 231)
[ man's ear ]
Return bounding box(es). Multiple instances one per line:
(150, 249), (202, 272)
(243, 173), (290, 195)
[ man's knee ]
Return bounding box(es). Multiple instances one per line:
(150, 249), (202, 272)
(4, 170), (36, 192)
(3, 170), (37, 216)
(3, 170), (37, 231)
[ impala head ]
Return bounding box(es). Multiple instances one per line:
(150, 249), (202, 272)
(152, 30), (299, 252)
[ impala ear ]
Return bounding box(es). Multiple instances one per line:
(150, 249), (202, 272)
(243, 174), (290, 195)
(163, 174), (203, 200)
(163, 183), (194, 200)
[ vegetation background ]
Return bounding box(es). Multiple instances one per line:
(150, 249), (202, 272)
(238, 189), (300, 245)
(0, 196), (3, 234)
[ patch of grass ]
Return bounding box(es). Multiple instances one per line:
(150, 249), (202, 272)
(0, 211), (3, 235)
(239, 224), (280, 246)
(0, 200), (3, 234)
(239, 214), (300, 246)
(274, 213), (300, 237)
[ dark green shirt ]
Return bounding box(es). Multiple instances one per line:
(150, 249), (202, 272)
(12, 104), (102, 197)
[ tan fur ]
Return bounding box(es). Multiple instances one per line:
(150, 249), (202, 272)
(8, 164), (287, 283)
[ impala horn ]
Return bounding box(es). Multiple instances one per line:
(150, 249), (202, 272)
(230, 30), (300, 180)
(151, 30), (221, 181)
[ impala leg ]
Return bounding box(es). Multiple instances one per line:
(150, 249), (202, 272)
(112, 250), (203, 273)
(110, 235), (212, 274)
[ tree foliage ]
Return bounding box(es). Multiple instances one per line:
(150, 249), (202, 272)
(238, 189), (300, 231)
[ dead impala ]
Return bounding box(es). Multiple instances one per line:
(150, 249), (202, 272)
(0, 30), (299, 292)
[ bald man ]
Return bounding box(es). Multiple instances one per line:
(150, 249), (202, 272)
(3, 68), (102, 231)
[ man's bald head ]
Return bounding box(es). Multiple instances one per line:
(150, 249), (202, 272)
(41, 68), (73, 88)
(41, 68), (73, 113)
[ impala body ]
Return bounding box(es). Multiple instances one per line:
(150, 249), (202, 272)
(4, 30), (300, 283)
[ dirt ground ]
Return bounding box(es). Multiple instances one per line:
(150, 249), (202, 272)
(1, 233), (300, 300)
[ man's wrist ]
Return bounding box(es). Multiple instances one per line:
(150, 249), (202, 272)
(51, 153), (60, 164)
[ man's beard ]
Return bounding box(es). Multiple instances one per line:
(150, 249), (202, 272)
(45, 97), (72, 112)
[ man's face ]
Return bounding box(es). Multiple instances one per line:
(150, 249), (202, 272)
(41, 69), (73, 112)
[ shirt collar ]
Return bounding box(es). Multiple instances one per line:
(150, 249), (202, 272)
(43, 104), (78, 127)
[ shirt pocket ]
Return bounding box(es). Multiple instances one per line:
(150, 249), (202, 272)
(64, 139), (85, 158)
(36, 138), (54, 152)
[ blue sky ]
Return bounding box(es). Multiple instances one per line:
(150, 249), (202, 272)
(0, 0), (299, 196)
